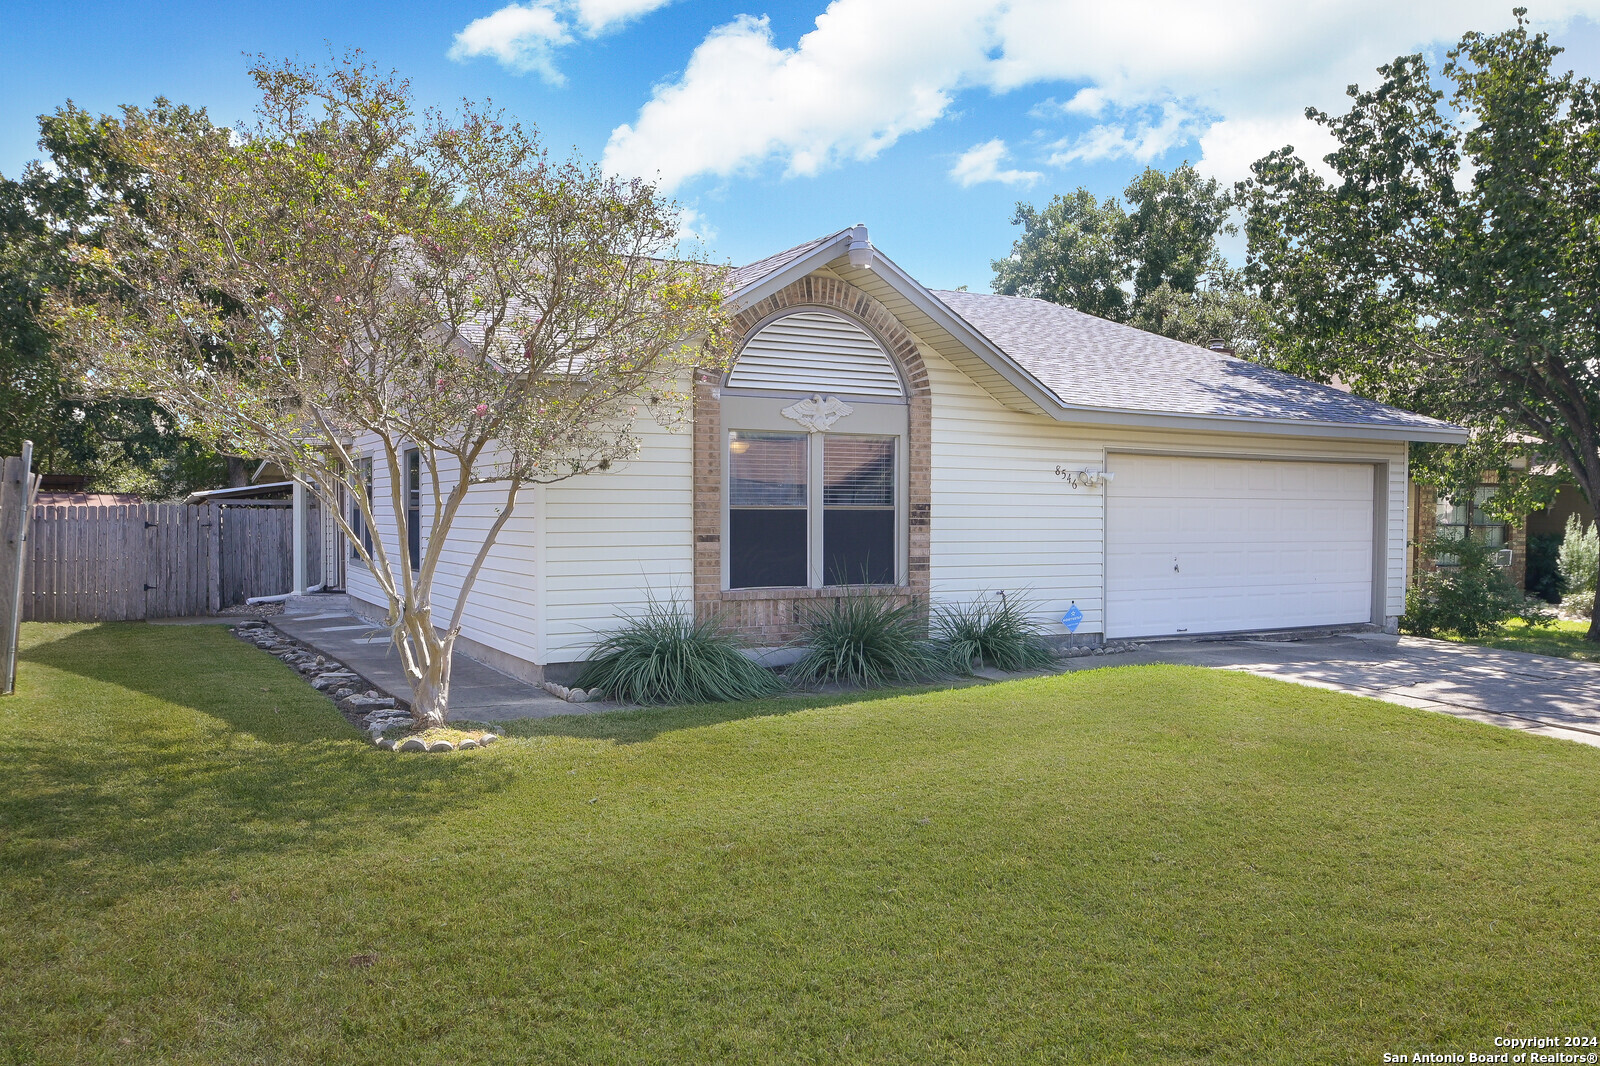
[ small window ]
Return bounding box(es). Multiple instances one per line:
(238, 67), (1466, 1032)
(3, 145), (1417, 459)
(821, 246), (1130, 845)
(1435, 486), (1508, 565)
(823, 435), (895, 585)
(729, 431), (807, 588)
(404, 448), (422, 571)
(350, 457), (373, 559)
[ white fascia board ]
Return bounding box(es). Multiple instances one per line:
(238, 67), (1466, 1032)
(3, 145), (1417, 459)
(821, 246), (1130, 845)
(725, 232), (857, 310)
(728, 234), (1470, 447)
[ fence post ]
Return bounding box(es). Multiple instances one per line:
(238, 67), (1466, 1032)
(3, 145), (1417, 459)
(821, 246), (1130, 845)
(1, 442), (39, 696)
(207, 500), (222, 615)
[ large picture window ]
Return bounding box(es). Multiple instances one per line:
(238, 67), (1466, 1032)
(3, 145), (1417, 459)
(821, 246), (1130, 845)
(727, 429), (898, 589)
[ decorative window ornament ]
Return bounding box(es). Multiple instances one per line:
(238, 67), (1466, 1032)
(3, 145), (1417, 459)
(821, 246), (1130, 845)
(780, 394), (854, 433)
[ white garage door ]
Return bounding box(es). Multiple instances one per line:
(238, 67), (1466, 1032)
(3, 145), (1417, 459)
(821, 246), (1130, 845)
(1105, 455), (1375, 639)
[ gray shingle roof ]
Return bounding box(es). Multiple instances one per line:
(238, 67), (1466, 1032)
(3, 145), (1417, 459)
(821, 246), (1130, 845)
(934, 289), (1455, 433)
(725, 229), (850, 294)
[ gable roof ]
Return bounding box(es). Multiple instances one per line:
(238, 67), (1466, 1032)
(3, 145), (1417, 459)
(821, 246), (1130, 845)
(724, 228), (852, 295)
(933, 290), (1457, 438)
(725, 228), (1467, 444)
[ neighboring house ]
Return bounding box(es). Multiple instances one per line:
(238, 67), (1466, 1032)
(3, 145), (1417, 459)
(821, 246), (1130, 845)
(341, 226), (1466, 684)
(1410, 478), (1595, 597)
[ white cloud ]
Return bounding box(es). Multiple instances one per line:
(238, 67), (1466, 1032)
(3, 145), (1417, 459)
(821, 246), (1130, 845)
(1196, 113), (1341, 183)
(571, 0), (675, 35)
(603, 1), (995, 188)
(603, 0), (1600, 190)
(450, 0), (676, 80)
(950, 139), (1042, 186)
(449, 3), (571, 83)
(1047, 102), (1201, 166)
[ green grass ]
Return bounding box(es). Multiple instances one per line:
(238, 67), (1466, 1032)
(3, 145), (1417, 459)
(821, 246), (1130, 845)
(5, 623), (1600, 1065)
(1438, 617), (1600, 663)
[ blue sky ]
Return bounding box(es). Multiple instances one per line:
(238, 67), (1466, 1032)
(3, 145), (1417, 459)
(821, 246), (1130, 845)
(6, 0), (1600, 291)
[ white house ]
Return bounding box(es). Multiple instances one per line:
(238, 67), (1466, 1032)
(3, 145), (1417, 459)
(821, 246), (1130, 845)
(337, 225), (1466, 684)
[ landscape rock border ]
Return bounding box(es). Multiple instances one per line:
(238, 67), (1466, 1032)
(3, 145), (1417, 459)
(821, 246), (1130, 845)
(230, 620), (496, 752)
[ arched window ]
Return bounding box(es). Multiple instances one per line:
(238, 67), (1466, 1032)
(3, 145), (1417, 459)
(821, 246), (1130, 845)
(721, 310), (908, 590)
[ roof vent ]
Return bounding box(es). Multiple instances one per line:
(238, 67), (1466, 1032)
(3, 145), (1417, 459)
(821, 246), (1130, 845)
(1206, 338), (1235, 356)
(847, 224), (875, 271)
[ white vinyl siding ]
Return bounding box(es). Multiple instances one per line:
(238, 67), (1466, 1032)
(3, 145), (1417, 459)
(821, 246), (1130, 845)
(918, 343), (1409, 638)
(541, 419), (694, 661)
(344, 413), (694, 667)
(344, 442), (541, 666)
(727, 310), (904, 397)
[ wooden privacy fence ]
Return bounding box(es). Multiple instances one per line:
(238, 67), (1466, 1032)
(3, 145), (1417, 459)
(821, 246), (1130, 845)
(21, 501), (298, 622)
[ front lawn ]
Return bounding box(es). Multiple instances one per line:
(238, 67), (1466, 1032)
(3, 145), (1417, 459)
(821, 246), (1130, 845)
(1437, 617), (1600, 663)
(4, 623), (1600, 1065)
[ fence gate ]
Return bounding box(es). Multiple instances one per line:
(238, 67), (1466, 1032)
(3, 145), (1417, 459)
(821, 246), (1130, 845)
(217, 502), (294, 607)
(23, 503), (218, 621)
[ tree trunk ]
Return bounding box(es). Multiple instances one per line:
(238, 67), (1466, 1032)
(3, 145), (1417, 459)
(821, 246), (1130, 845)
(406, 628), (456, 729)
(225, 455), (250, 487)
(1588, 592), (1599, 644)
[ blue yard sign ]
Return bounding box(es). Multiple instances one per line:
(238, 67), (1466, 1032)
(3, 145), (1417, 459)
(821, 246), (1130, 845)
(1061, 603), (1082, 633)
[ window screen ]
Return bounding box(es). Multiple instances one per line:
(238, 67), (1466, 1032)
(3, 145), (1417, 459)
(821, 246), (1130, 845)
(823, 436), (894, 585)
(729, 431), (807, 588)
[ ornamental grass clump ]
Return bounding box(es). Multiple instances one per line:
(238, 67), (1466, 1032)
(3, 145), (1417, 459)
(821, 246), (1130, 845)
(788, 592), (940, 689)
(934, 594), (1058, 674)
(577, 602), (784, 705)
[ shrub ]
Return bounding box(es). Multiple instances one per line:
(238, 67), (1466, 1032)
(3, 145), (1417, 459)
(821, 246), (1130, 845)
(577, 601), (784, 705)
(1558, 513), (1599, 595)
(933, 594), (1057, 674)
(788, 591), (940, 688)
(1402, 533), (1552, 639)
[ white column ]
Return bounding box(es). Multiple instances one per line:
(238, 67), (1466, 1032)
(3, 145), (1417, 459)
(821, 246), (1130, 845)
(292, 480), (308, 595)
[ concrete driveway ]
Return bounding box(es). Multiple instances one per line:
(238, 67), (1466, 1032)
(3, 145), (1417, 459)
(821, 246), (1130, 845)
(1070, 632), (1600, 748)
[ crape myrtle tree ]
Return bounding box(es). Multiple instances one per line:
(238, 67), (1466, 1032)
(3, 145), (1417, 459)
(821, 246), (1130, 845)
(51, 55), (731, 725)
(1238, 11), (1600, 642)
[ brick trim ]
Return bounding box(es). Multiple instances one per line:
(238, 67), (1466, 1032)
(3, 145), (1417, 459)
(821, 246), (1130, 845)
(694, 275), (932, 644)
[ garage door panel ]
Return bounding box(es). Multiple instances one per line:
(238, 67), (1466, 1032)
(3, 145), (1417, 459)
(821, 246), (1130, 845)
(1106, 455), (1374, 639)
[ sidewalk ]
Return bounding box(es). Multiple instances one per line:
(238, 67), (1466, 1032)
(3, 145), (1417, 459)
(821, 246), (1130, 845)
(270, 610), (627, 722)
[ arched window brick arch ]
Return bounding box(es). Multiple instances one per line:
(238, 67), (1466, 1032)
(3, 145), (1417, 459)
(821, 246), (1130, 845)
(695, 275), (932, 644)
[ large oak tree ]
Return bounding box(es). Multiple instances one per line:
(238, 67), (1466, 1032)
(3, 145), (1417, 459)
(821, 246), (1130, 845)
(1239, 11), (1600, 641)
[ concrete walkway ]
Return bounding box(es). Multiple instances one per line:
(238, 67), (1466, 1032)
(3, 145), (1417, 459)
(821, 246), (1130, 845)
(1073, 632), (1600, 748)
(270, 610), (627, 722)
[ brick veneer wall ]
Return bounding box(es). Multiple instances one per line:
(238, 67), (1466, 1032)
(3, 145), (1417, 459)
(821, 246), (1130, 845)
(694, 274), (932, 644)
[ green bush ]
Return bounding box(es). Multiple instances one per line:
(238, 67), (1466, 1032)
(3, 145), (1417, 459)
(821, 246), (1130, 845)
(788, 591), (940, 688)
(1558, 513), (1599, 595)
(1403, 533), (1552, 639)
(577, 601), (785, 704)
(933, 594), (1057, 674)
